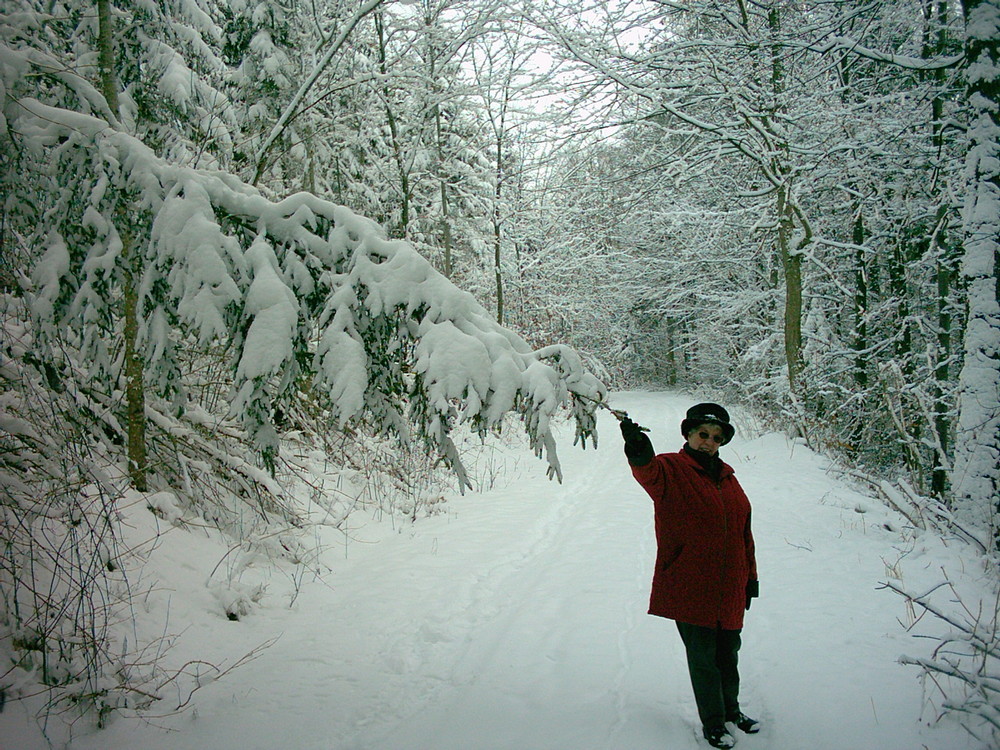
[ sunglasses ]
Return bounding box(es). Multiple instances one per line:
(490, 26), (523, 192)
(697, 430), (725, 444)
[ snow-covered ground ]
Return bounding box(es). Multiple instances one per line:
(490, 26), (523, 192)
(3, 392), (991, 750)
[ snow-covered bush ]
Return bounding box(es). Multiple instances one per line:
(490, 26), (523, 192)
(0, 294), (163, 724)
(884, 575), (1000, 746)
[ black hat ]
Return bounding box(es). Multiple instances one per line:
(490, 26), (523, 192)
(680, 402), (735, 445)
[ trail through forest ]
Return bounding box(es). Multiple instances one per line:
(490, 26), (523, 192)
(4, 392), (987, 750)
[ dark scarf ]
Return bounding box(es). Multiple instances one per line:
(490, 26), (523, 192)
(684, 444), (723, 483)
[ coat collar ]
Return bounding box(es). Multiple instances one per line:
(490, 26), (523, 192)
(679, 445), (734, 480)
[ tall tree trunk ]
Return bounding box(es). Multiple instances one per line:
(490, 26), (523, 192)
(777, 184), (803, 392)
(96, 0), (119, 115)
(924, 1), (955, 499)
(665, 316), (677, 386)
(887, 227), (914, 372)
(423, 5), (454, 278)
(375, 12), (411, 239)
(852, 210), (868, 390)
(768, 5), (803, 394)
(122, 245), (147, 491)
(438, 141), (453, 277)
(493, 139), (504, 325)
(836, 44), (868, 398)
(97, 0), (147, 490)
(932, 207), (954, 498)
(953, 0), (1000, 545)
(492, 86), (509, 326)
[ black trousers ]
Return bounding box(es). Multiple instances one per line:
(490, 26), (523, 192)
(675, 621), (742, 730)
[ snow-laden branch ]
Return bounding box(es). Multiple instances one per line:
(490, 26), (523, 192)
(0, 44), (120, 126)
(801, 35), (965, 72)
(635, 22), (965, 72)
(3, 41), (605, 485)
(312, 232), (605, 484)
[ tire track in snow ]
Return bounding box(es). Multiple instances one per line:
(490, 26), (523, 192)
(347, 410), (659, 750)
(606, 495), (654, 749)
(330, 451), (588, 743)
(354, 394), (737, 750)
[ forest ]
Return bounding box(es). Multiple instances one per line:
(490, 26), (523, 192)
(0, 0), (998, 741)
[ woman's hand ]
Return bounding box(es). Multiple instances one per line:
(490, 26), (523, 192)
(745, 580), (759, 610)
(620, 417), (654, 466)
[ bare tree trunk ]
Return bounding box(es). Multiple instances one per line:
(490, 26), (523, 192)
(932, 207), (954, 498)
(493, 143), (504, 325)
(924, 1), (955, 499)
(375, 11), (411, 239)
(423, 5), (454, 278)
(888, 237), (914, 364)
(96, 0), (119, 115)
(835, 45), (869, 398)
(97, 0), (146, 490)
(437, 118), (453, 277)
(122, 248), (147, 491)
(852, 210), (869, 390)
(768, 4), (803, 394)
(665, 317), (677, 386)
(777, 183), (803, 392)
(491, 82), (510, 326)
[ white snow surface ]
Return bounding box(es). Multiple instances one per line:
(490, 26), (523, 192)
(3, 392), (989, 750)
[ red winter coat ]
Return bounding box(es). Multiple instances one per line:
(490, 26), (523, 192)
(631, 447), (756, 630)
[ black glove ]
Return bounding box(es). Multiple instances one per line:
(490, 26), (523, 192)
(619, 417), (644, 443)
(745, 580), (759, 610)
(620, 417), (654, 466)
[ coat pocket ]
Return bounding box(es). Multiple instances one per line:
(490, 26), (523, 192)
(661, 545), (684, 571)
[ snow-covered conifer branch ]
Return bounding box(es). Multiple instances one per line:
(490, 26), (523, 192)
(3, 40), (605, 485)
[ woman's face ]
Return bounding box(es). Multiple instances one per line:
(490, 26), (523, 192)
(686, 423), (725, 457)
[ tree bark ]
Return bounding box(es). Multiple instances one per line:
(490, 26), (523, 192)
(493, 141), (504, 325)
(423, 4), (454, 278)
(122, 246), (147, 491)
(96, 0), (119, 116)
(375, 11), (411, 239)
(953, 0), (1000, 544)
(768, 4), (803, 394)
(491, 82), (510, 326)
(97, 0), (146, 490)
(777, 183), (803, 392)
(924, 1), (955, 498)
(852, 210), (869, 390)
(932, 209), (954, 499)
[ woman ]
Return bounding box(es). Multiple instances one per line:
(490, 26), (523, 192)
(620, 402), (759, 749)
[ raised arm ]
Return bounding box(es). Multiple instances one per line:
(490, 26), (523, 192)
(621, 417), (670, 502)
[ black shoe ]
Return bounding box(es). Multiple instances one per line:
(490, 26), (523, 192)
(727, 711), (760, 734)
(703, 725), (736, 748)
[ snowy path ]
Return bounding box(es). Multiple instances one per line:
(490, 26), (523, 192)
(14, 392), (983, 750)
